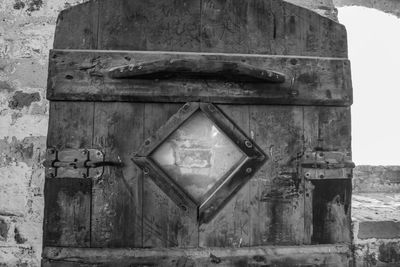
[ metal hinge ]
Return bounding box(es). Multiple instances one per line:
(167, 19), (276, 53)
(44, 148), (107, 178)
(301, 151), (355, 180)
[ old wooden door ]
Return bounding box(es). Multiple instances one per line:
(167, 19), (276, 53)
(42, 0), (354, 266)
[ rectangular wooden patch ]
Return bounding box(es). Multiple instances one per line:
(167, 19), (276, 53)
(43, 178), (92, 247)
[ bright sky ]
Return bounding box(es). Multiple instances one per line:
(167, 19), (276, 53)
(338, 7), (400, 165)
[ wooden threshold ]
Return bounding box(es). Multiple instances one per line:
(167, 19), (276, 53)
(43, 244), (352, 266)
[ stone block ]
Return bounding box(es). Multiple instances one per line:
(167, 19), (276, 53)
(0, 217), (11, 242)
(358, 221), (400, 239)
(379, 242), (400, 263)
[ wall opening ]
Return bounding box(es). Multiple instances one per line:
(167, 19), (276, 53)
(338, 6), (400, 165)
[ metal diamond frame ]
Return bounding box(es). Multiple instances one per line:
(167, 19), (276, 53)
(132, 102), (267, 224)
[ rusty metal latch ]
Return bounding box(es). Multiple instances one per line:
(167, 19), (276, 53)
(301, 151), (355, 180)
(44, 148), (113, 179)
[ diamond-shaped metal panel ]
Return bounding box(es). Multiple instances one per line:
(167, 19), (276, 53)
(132, 102), (266, 224)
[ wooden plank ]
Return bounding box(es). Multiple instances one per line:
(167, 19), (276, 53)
(249, 106), (304, 245)
(47, 102), (94, 150)
(91, 102), (144, 247)
(52, 0), (347, 57)
(303, 107), (352, 244)
(53, 1), (99, 49)
(200, 0), (347, 57)
(201, 0), (249, 53)
(142, 103), (198, 247)
(199, 105), (252, 247)
(97, 0), (200, 51)
(42, 244), (352, 266)
(47, 50), (352, 106)
(43, 178), (91, 247)
(42, 260), (95, 267)
(44, 101), (94, 247)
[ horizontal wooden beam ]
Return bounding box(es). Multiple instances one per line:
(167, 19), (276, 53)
(43, 244), (352, 266)
(47, 50), (352, 106)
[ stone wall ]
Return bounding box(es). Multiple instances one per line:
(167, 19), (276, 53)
(0, 0), (337, 264)
(0, 1), (89, 265)
(0, 0), (397, 266)
(335, 0), (400, 18)
(352, 165), (400, 266)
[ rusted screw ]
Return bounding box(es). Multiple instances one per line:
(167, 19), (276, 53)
(246, 168), (252, 174)
(208, 104), (216, 112)
(144, 139), (151, 146)
(143, 167), (149, 175)
(180, 204), (187, 212)
(182, 104), (190, 112)
(319, 174), (324, 179)
(96, 151), (102, 157)
(305, 172), (310, 178)
(244, 140), (253, 148)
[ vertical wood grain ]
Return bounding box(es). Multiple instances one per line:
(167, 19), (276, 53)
(53, 0), (99, 49)
(142, 103), (198, 248)
(91, 102), (144, 247)
(97, 0), (201, 51)
(249, 106), (304, 245)
(303, 107), (352, 244)
(44, 178), (92, 247)
(45, 102), (94, 247)
(199, 105), (251, 247)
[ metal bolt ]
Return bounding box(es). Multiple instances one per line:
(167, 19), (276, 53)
(244, 140), (253, 148)
(180, 204), (187, 212)
(96, 151), (102, 157)
(143, 167), (149, 175)
(246, 168), (252, 174)
(144, 139), (151, 146)
(208, 104), (216, 112)
(319, 152), (324, 157)
(319, 174), (324, 179)
(182, 104), (190, 112)
(305, 172), (310, 178)
(48, 170), (56, 178)
(47, 148), (55, 154)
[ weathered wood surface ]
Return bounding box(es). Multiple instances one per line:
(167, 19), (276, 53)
(91, 103), (144, 247)
(53, 1), (99, 50)
(199, 105), (252, 247)
(142, 103), (198, 248)
(108, 58), (286, 83)
(303, 107), (352, 244)
(44, 101), (94, 247)
(43, 178), (92, 247)
(249, 106), (305, 245)
(42, 244), (352, 266)
(44, 0), (353, 264)
(48, 50), (352, 106)
(55, 0), (347, 58)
